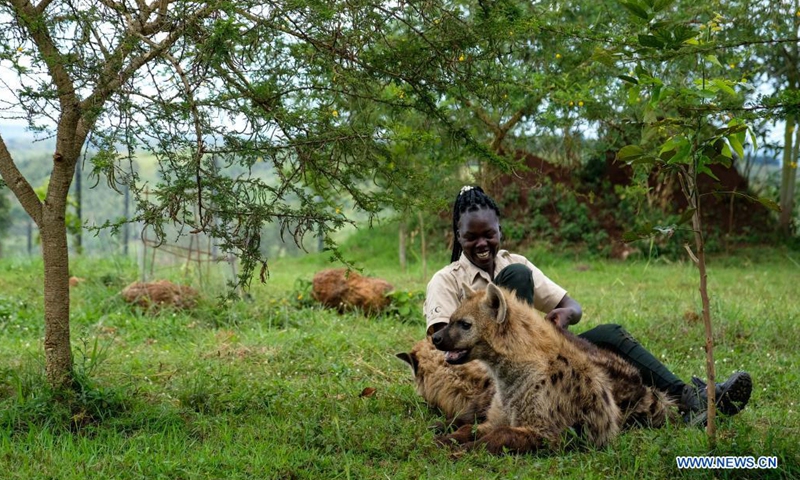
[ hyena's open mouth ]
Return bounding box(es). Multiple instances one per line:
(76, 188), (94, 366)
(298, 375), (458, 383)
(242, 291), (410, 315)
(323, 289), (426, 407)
(444, 349), (469, 364)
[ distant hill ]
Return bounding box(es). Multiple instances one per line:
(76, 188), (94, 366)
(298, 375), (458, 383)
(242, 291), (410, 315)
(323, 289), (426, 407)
(0, 123), (56, 154)
(0, 123), (318, 260)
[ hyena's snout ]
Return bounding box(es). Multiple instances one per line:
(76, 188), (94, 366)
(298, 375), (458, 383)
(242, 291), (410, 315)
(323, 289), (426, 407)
(431, 327), (453, 350)
(432, 325), (471, 365)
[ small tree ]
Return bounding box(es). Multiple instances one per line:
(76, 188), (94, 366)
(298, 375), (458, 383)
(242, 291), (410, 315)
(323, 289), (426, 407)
(614, 7), (780, 445)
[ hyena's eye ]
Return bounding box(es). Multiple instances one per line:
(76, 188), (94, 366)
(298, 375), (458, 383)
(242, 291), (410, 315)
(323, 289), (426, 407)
(456, 320), (472, 330)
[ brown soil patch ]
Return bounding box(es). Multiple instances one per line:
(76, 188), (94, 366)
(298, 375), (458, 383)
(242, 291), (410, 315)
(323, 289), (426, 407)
(482, 150), (774, 256)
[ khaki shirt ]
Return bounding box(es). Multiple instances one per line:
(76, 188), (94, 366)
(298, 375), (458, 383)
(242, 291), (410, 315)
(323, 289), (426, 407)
(423, 250), (567, 334)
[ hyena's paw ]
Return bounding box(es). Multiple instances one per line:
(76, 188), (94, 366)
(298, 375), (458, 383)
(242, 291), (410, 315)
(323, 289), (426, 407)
(434, 424), (475, 447)
(457, 436), (510, 455)
(475, 426), (546, 455)
(434, 434), (460, 448)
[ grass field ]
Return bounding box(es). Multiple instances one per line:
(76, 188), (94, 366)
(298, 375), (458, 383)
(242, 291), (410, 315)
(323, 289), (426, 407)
(0, 231), (798, 479)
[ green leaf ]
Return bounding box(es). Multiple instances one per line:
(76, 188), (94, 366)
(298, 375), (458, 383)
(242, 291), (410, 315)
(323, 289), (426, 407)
(712, 78), (737, 96)
(748, 126), (759, 152)
(617, 145), (645, 161)
(704, 54), (723, 69)
(728, 133), (745, 159)
(621, 2), (650, 20)
(652, 0), (675, 12)
(627, 85), (641, 105)
(757, 197), (781, 212)
(629, 156), (658, 166)
(713, 154), (732, 168)
(671, 25), (698, 45)
(697, 162), (720, 181)
(649, 85), (662, 106)
(634, 65), (652, 78)
(721, 142), (732, 158)
(622, 223), (655, 242)
(643, 107), (658, 123)
(677, 208), (696, 226)
(618, 75), (639, 85)
(667, 142), (691, 164)
(638, 34), (664, 49)
(659, 135), (687, 155)
(590, 49), (617, 67)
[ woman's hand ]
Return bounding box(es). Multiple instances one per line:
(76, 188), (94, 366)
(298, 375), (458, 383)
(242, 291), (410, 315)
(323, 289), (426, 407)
(546, 295), (583, 329)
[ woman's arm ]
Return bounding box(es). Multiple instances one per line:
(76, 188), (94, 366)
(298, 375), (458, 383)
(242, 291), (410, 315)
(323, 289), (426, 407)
(545, 294), (583, 329)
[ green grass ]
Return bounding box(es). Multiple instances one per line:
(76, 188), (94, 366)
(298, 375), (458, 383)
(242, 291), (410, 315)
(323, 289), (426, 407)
(0, 238), (798, 479)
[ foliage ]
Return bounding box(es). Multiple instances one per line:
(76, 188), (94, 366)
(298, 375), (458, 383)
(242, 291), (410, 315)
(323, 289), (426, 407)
(381, 289), (426, 323)
(289, 278), (316, 309)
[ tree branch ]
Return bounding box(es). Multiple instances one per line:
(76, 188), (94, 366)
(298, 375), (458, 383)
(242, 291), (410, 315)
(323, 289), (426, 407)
(34, 0), (54, 14)
(82, 1), (213, 114)
(9, 0), (79, 113)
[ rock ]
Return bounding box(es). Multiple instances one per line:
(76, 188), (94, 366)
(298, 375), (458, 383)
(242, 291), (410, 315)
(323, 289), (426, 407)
(311, 268), (393, 315)
(121, 280), (198, 310)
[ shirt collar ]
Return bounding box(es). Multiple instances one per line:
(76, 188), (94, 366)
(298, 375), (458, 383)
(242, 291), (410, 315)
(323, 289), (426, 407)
(458, 250), (511, 283)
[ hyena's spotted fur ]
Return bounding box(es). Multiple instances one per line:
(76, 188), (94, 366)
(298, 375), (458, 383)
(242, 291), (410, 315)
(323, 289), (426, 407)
(426, 283), (674, 454)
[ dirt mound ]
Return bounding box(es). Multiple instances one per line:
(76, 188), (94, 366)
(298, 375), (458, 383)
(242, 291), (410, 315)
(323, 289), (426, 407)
(311, 269), (393, 315)
(484, 150), (774, 256)
(121, 280), (199, 310)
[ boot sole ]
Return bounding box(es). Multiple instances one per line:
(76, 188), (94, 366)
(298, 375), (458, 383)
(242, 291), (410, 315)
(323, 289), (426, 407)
(717, 371), (752, 416)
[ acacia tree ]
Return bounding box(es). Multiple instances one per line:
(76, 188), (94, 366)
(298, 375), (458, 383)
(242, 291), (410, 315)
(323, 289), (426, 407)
(0, 0), (228, 389)
(0, 0), (528, 390)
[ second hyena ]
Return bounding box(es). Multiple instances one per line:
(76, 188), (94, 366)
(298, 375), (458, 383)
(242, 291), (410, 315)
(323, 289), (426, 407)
(397, 339), (495, 429)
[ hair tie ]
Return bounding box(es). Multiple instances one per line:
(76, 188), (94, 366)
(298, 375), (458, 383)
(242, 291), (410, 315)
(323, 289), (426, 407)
(459, 185), (474, 195)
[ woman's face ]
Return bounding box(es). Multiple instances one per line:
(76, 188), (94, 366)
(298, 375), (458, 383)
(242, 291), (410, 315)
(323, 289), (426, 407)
(457, 208), (501, 275)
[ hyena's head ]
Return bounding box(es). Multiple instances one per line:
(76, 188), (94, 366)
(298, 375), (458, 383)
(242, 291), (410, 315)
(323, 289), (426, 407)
(396, 340), (426, 382)
(396, 339), (444, 394)
(431, 283), (509, 365)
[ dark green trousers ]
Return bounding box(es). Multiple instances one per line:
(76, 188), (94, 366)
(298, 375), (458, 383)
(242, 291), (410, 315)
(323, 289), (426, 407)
(494, 264), (685, 398)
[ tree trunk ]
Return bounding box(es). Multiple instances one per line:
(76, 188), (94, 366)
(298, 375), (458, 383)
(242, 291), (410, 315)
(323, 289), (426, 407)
(41, 205), (73, 389)
(683, 163), (717, 447)
(124, 183), (130, 256)
(417, 210), (427, 280)
(1, 135), (75, 389)
(27, 220), (33, 255)
(74, 155), (83, 254)
(40, 137), (79, 389)
(779, 115), (797, 234)
(398, 216), (407, 273)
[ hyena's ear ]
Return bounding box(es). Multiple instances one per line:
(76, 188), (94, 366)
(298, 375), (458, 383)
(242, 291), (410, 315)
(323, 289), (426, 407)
(396, 352), (419, 376)
(484, 283), (508, 325)
(460, 282), (477, 299)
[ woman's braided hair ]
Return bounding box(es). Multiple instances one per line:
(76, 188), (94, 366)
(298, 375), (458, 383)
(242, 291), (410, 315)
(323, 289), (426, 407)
(451, 186), (501, 262)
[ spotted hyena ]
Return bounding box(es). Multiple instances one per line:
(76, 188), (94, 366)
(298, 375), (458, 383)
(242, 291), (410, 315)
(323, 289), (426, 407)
(430, 283), (674, 454)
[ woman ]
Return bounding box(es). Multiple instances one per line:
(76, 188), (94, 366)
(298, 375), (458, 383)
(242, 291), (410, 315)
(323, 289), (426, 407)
(423, 185), (752, 423)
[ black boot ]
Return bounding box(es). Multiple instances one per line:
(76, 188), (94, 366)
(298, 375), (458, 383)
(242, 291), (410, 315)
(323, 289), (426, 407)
(679, 371), (753, 425)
